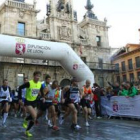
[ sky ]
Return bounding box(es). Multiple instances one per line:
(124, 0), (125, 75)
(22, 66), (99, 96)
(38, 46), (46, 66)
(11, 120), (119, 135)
(0, 0), (140, 48)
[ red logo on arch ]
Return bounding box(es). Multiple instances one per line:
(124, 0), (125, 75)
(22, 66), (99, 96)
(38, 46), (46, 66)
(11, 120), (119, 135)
(73, 64), (78, 70)
(113, 102), (119, 112)
(15, 43), (26, 55)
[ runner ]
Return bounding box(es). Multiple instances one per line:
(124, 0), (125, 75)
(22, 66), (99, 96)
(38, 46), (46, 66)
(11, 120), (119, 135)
(59, 78), (82, 130)
(20, 77), (28, 117)
(53, 85), (61, 119)
(80, 80), (93, 127)
(41, 75), (51, 126)
(38, 80), (59, 131)
(18, 71), (42, 137)
(41, 74), (51, 89)
(0, 79), (12, 127)
(12, 88), (19, 117)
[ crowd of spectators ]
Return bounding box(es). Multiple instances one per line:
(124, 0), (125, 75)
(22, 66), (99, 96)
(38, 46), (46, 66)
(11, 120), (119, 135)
(100, 81), (140, 99)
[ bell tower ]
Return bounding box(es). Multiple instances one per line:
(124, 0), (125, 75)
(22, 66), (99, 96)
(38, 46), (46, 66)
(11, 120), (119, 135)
(46, 0), (78, 43)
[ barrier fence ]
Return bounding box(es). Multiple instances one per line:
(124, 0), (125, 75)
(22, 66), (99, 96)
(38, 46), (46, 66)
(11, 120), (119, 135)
(99, 95), (140, 118)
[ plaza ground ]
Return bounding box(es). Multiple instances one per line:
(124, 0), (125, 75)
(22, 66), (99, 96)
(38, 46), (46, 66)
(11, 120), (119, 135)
(1, 116), (140, 140)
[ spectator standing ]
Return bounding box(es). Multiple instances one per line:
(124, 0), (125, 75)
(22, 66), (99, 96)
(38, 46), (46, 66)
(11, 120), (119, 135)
(92, 83), (102, 119)
(108, 82), (120, 96)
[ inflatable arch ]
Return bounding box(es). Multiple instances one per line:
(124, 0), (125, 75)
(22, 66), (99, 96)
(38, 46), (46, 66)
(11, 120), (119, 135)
(0, 34), (94, 87)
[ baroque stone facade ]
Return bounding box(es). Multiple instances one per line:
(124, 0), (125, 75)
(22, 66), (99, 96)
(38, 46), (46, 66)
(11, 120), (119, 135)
(0, 0), (114, 89)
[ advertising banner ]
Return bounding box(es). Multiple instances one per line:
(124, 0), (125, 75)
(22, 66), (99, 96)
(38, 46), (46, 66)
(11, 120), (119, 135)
(101, 95), (140, 118)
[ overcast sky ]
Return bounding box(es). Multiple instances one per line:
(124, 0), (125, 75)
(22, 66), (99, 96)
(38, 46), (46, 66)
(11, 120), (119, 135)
(0, 0), (140, 48)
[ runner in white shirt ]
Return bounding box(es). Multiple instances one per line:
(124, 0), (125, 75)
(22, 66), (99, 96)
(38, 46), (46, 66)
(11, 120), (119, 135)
(0, 79), (12, 127)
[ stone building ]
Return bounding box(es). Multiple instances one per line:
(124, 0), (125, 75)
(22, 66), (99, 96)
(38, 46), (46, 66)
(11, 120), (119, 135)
(0, 0), (116, 89)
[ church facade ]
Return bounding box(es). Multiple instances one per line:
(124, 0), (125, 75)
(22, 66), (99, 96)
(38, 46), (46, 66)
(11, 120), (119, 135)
(0, 0), (116, 89)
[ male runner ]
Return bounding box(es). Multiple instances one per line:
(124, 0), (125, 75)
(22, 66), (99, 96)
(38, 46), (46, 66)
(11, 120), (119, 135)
(81, 80), (93, 126)
(18, 71), (42, 137)
(38, 80), (59, 131)
(0, 79), (12, 127)
(59, 78), (82, 130)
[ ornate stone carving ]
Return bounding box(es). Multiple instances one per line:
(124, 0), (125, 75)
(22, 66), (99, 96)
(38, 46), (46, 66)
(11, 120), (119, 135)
(19, 9), (25, 18)
(78, 27), (88, 39)
(12, 8), (18, 13)
(56, 10), (71, 20)
(58, 26), (71, 41)
(57, 0), (71, 14)
(61, 21), (70, 26)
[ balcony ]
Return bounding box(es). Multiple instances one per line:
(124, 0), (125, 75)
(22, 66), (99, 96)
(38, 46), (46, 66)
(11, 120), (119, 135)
(39, 32), (51, 40)
(86, 62), (117, 72)
(6, 0), (34, 10)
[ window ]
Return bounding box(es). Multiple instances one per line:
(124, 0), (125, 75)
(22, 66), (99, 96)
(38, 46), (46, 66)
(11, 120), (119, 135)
(0, 24), (1, 33)
(121, 61), (126, 71)
(122, 75), (127, 82)
(129, 73), (134, 82)
(137, 72), (140, 81)
(116, 76), (120, 84)
(128, 59), (133, 70)
(115, 63), (119, 71)
(135, 56), (140, 68)
(98, 58), (103, 69)
(17, 22), (25, 36)
(17, 74), (24, 86)
(96, 36), (101, 47)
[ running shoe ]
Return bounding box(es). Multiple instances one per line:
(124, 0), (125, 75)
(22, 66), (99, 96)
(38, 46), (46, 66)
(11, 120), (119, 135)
(86, 122), (90, 127)
(48, 120), (53, 128)
(14, 114), (17, 118)
(75, 124), (81, 129)
(23, 119), (28, 129)
(20, 113), (23, 117)
(2, 122), (6, 128)
(71, 124), (81, 130)
(52, 126), (59, 131)
(25, 131), (33, 137)
(97, 116), (102, 119)
(45, 115), (48, 121)
(59, 116), (64, 125)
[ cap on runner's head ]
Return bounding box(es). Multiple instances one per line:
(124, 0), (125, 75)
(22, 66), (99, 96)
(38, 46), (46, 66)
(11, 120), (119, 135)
(71, 77), (78, 83)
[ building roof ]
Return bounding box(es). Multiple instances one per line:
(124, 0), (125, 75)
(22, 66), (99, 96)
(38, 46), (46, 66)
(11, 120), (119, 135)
(111, 44), (140, 61)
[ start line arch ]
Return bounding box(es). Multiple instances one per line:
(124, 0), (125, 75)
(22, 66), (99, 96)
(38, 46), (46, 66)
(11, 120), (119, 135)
(0, 34), (94, 87)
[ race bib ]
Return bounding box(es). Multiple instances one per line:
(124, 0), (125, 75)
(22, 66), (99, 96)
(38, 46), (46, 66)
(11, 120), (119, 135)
(46, 96), (53, 102)
(85, 95), (91, 100)
(70, 93), (78, 100)
(32, 89), (39, 97)
(15, 92), (18, 97)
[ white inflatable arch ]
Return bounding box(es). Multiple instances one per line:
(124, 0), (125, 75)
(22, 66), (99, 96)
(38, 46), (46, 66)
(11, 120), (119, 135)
(0, 34), (94, 87)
